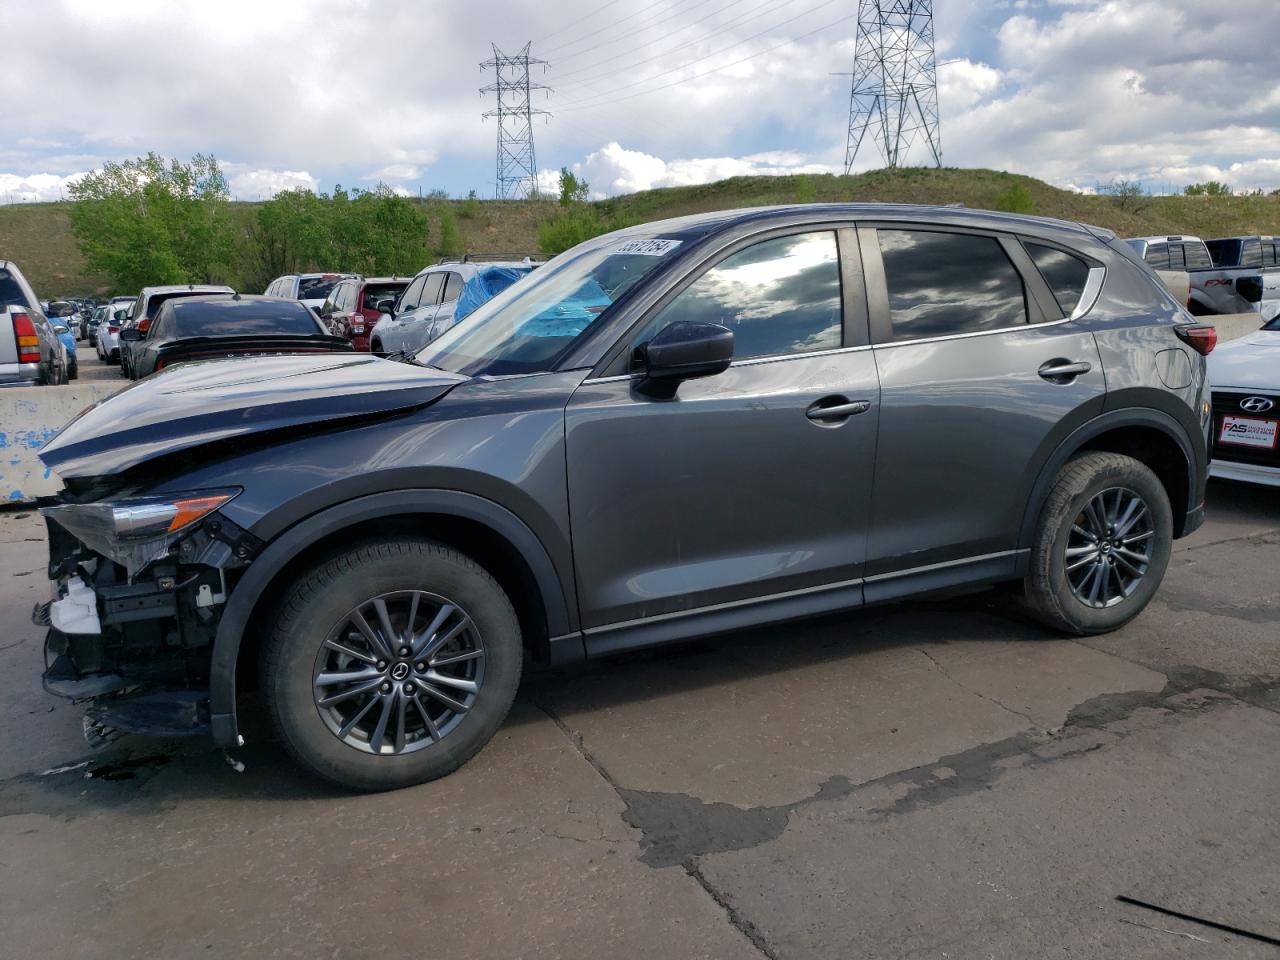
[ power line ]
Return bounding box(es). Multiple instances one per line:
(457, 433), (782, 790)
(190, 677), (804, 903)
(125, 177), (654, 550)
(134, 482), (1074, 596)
(556, 0), (845, 111)
(540, 0), (671, 58)
(555, 0), (787, 90)
(531, 0), (629, 46)
(553, 0), (733, 75)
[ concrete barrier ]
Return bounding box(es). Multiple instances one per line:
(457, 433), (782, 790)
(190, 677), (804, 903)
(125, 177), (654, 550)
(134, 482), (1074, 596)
(0, 382), (126, 502)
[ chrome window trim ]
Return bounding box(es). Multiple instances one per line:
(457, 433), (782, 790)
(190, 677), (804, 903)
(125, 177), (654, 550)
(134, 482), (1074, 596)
(1070, 266), (1106, 320)
(872, 314), (1075, 350)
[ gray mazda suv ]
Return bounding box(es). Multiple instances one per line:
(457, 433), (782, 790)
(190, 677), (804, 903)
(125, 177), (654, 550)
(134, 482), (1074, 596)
(36, 204), (1212, 791)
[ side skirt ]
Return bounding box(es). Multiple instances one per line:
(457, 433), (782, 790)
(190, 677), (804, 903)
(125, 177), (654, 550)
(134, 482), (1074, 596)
(552, 549), (1027, 662)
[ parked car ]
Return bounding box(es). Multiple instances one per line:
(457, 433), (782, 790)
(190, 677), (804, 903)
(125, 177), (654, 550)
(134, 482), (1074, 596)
(36, 205), (1212, 791)
(1127, 235), (1280, 320)
(125, 294), (355, 379)
(264, 273), (360, 315)
(317, 277), (411, 351)
(1, 260), (64, 386)
(1206, 313), (1280, 486)
(98, 300), (132, 364)
(371, 257), (538, 354)
(86, 305), (104, 347)
(51, 318), (78, 380)
(122, 284), (235, 379)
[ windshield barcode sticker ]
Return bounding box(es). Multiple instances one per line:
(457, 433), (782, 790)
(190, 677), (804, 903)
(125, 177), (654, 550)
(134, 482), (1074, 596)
(614, 238), (682, 257)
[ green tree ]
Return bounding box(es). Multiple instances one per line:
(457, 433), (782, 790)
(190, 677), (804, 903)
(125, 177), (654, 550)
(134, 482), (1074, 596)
(68, 152), (235, 290)
(1184, 181), (1232, 197)
(435, 204), (464, 258)
(558, 168), (590, 205)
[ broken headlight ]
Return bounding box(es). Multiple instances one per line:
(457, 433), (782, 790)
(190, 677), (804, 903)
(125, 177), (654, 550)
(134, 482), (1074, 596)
(42, 488), (241, 578)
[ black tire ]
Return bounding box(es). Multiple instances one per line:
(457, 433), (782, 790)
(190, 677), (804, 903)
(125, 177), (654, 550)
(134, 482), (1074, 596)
(1024, 452), (1172, 635)
(68, 360), (78, 381)
(369, 336), (382, 354)
(262, 537), (522, 791)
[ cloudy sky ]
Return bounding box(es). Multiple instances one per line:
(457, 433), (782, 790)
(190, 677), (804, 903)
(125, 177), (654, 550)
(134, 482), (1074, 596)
(3, 0), (1279, 203)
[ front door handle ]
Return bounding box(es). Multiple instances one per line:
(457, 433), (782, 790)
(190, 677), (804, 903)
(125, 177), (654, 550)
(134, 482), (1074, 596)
(806, 397), (872, 422)
(1038, 359), (1092, 383)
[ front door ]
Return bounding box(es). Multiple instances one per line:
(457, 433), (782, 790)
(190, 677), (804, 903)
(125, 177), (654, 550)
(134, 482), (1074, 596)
(566, 229), (880, 634)
(859, 225), (1107, 589)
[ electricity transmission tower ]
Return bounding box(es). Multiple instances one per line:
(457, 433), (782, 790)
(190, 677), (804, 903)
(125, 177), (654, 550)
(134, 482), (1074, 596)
(841, 0), (941, 172)
(480, 43), (551, 199)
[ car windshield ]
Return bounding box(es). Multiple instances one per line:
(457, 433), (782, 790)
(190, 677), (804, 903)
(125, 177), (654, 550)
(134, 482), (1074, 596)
(416, 235), (680, 377)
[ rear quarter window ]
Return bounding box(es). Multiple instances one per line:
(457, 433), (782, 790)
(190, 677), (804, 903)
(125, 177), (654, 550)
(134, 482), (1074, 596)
(1143, 244), (1171, 270)
(1024, 242), (1092, 316)
(1183, 243), (1213, 270)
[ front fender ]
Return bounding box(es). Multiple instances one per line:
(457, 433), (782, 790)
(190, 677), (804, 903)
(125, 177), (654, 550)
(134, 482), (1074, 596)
(208, 489), (575, 747)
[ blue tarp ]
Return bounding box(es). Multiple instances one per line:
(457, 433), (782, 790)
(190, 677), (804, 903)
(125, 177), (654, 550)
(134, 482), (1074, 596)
(454, 266), (534, 324)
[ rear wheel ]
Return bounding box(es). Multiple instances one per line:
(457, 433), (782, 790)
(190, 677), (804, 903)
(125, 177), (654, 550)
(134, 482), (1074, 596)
(1024, 452), (1172, 635)
(262, 537), (523, 791)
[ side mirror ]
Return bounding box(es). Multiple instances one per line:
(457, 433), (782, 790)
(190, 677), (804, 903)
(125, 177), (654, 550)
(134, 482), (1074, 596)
(114, 310), (128, 322)
(53, 324), (68, 334)
(375, 297), (396, 314)
(119, 328), (142, 342)
(636, 321), (734, 398)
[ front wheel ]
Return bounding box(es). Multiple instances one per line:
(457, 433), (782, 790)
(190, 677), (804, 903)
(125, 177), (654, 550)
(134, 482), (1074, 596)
(1023, 452), (1173, 635)
(262, 537), (523, 791)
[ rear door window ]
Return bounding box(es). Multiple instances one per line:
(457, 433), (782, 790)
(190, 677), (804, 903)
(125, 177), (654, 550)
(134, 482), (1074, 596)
(1024, 242), (1091, 316)
(877, 229), (1028, 342)
(640, 231), (842, 360)
(1241, 239), (1263, 269)
(1263, 243), (1279, 268)
(1143, 244), (1171, 270)
(419, 273), (446, 308)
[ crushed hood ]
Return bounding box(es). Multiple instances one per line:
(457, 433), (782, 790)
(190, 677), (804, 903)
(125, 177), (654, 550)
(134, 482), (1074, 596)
(40, 353), (467, 479)
(1208, 330), (1280, 392)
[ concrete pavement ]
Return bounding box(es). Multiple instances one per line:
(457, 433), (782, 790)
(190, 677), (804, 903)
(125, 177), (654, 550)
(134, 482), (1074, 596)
(0, 479), (1277, 959)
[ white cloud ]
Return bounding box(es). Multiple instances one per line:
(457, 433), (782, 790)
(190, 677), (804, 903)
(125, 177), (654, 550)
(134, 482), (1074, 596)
(544, 142), (836, 198)
(364, 164), (422, 183)
(224, 166), (318, 199)
(0, 172), (86, 203)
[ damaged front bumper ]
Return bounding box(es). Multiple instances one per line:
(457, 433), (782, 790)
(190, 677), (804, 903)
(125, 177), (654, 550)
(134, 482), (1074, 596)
(37, 493), (262, 744)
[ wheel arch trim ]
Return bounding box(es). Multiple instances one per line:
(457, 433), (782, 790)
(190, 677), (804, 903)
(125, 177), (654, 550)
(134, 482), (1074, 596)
(208, 489), (573, 747)
(1016, 407), (1198, 556)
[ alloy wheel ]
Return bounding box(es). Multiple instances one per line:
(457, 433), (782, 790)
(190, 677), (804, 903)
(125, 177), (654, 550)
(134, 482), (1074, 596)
(1064, 486), (1154, 609)
(312, 591), (485, 755)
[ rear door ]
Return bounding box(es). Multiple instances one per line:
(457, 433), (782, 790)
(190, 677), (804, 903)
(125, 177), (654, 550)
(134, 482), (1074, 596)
(860, 225), (1106, 595)
(565, 227), (881, 636)
(396, 272), (445, 350)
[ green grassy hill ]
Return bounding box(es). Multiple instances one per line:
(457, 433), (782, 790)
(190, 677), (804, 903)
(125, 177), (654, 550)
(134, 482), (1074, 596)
(4, 168), (1278, 298)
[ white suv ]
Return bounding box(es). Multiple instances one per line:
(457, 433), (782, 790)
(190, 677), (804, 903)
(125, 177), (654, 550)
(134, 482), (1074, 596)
(264, 273), (359, 314)
(371, 258), (537, 354)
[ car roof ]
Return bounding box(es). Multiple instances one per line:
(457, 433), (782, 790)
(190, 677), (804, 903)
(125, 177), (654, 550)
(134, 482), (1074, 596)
(362, 277), (412, 284)
(165, 294), (305, 309)
(1128, 235), (1205, 244)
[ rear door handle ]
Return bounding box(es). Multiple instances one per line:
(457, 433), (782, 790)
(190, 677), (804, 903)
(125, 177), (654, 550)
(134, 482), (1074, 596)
(1038, 360), (1092, 383)
(806, 398), (872, 422)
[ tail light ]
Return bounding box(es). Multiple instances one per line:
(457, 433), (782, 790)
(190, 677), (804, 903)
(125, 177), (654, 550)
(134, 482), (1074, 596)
(155, 358), (167, 371)
(11, 311), (41, 363)
(107, 325), (119, 334)
(1175, 323), (1217, 355)
(137, 318), (151, 333)
(1236, 276), (1264, 303)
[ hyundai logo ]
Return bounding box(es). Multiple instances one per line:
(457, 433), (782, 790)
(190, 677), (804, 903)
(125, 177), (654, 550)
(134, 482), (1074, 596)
(1240, 396), (1275, 413)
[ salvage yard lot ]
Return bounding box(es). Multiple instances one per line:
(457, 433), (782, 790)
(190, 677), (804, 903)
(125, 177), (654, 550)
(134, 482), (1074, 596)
(1, 482), (1277, 959)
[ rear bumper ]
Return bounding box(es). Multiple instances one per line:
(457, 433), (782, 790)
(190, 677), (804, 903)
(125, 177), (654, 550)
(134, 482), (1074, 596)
(0, 360), (41, 386)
